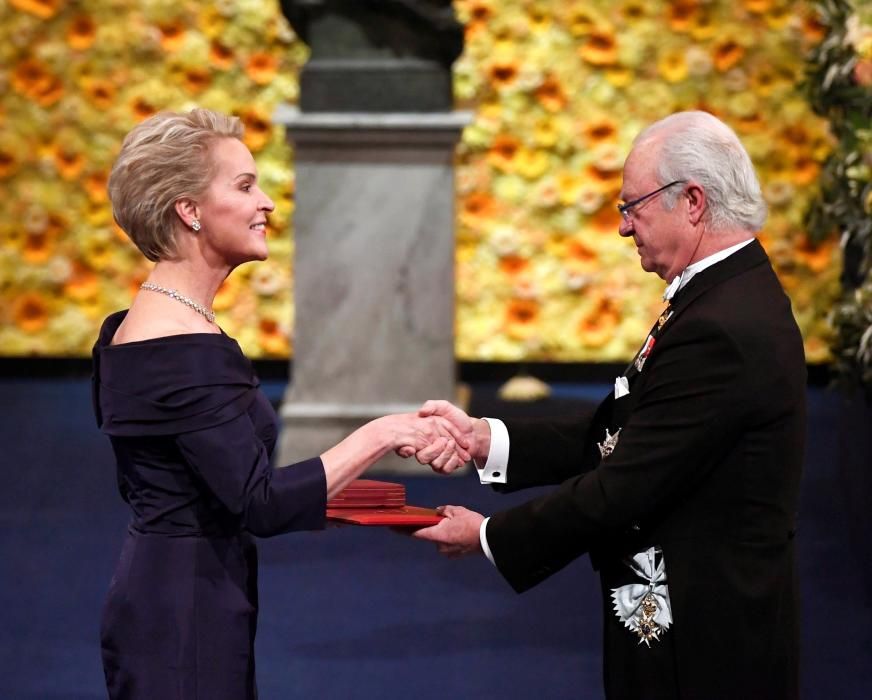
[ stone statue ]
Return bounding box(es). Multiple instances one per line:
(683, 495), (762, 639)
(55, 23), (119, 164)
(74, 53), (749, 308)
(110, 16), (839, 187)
(280, 0), (464, 111)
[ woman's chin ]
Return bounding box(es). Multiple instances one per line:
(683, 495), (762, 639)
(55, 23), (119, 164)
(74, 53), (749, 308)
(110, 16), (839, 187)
(247, 245), (269, 263)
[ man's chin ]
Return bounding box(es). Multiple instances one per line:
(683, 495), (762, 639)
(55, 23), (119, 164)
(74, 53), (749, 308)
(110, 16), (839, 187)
(638, 257), (669, 280)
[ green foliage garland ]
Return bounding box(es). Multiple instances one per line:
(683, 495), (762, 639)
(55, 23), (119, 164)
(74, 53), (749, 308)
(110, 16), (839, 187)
(806, 0), (872, 392)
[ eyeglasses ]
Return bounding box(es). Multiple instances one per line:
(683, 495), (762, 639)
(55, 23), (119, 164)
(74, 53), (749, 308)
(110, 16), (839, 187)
(617, 180), (685, 221)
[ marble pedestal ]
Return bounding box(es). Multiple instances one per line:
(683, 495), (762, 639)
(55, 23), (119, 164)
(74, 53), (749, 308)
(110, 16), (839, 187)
(275, 107), (471, 473)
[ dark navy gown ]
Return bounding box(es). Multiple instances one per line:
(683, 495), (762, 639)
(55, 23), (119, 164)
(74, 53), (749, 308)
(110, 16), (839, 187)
(92, 310), (327, 699)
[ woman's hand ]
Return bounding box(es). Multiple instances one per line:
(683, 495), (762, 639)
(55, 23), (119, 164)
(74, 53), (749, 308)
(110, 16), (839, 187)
(321, 413), (470, 499)
(382, 413), (471, 472)
(403, 401), (491, 473)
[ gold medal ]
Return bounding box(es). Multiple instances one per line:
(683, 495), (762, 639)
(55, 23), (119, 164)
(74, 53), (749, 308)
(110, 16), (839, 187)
(657, 308), (673, 330)
(634, 593), (663, 646)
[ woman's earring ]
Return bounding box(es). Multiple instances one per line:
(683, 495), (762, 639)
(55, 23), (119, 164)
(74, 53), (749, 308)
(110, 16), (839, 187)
(191, 219), (201, 232)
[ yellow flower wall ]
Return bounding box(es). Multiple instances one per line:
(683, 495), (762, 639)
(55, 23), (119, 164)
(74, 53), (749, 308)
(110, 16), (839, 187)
(0, 0), (838, 361)
(452, 0), (837, 362)
(0, 0), (302, 356)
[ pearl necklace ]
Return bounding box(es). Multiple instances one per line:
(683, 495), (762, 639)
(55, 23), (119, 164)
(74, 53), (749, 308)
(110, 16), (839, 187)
(140, 282), (215, 323)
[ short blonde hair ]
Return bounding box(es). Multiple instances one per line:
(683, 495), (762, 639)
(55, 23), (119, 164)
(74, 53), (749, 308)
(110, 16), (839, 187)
(108, 109), (244, 261)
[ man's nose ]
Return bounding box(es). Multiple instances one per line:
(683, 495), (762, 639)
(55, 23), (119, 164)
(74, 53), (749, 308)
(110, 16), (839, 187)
(618, 217), (634, 238)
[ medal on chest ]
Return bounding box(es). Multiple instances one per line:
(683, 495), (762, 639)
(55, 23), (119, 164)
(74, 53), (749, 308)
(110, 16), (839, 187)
(634, 334), (656, 372)
(656, 307), (673, 330)
(611, 547), (673, 647)
(597, 427), (621, 459)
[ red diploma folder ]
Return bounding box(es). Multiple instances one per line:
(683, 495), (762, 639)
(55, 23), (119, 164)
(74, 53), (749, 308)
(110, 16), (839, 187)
(326, 480), (444, 527)
(326, 505), (444, 526)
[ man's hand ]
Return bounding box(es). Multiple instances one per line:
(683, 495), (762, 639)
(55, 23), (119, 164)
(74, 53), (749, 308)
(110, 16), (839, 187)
(412, 505), (485, 557)
(391, 412), (471, 468)
(397, 400), (491, 473)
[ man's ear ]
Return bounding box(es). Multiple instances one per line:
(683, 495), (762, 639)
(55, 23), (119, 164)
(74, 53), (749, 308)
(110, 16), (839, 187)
(174, 198), (199, 229)
(685, 183), (706, 226)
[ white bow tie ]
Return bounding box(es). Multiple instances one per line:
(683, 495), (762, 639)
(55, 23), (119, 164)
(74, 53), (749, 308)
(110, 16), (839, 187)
(663, 275), (682, 301)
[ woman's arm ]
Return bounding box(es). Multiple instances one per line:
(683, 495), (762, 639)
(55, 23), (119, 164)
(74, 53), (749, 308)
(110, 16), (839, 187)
(175, 411), (468, 536)
(320, 412), (470, 499)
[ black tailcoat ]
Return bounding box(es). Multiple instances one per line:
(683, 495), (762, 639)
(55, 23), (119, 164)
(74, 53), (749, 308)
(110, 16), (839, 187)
(486, 240), (805, 698)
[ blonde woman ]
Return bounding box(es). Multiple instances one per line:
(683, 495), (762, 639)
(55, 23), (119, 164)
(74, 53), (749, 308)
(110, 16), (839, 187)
(94, 108), (467, 699)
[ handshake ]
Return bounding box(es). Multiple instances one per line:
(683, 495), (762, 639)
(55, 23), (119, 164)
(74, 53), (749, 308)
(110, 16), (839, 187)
(387, 400), (489, 474)
(377, 399), (489, 557)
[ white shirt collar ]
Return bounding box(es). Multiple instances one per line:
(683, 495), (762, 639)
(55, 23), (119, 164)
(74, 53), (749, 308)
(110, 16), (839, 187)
(663, 238), (754, 301)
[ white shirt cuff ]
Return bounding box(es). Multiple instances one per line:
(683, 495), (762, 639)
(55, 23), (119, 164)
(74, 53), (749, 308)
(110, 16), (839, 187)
(479, 517), (496, 566)
(475, 417), (508, 484)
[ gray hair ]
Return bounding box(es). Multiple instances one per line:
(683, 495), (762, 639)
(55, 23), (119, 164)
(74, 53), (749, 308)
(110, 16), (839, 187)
(635, 111), (767, 232)
(108, 109), (244, 262)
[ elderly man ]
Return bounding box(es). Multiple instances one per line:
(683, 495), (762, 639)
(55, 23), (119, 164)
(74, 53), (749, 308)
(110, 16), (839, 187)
(412, 111), (805, 698)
